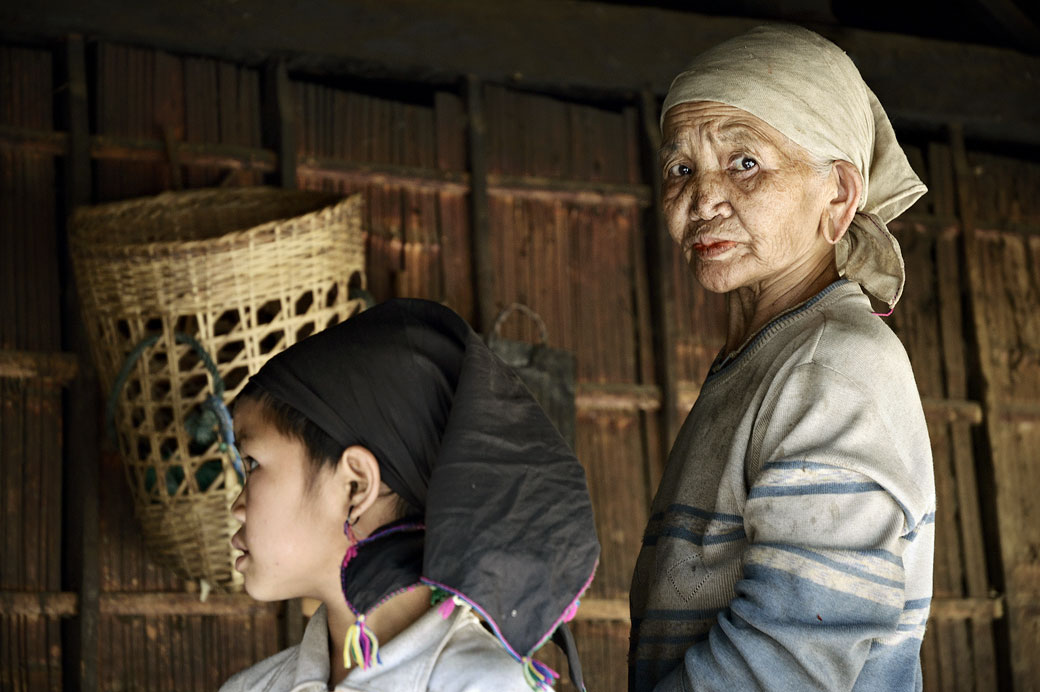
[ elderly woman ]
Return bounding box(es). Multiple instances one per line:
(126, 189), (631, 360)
(629, 25), (935, 692)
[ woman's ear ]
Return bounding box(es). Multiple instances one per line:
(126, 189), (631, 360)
(821, 160), (863, 246)
(336, 445), (382, 523)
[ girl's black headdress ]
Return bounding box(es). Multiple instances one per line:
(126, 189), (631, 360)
(249, 298), (599, 690)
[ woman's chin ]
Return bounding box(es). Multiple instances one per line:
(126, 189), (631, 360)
(692, 264), (741, 295)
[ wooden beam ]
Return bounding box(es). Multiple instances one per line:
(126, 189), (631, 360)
(575, 381), (988, 424)
(0, 591), (280, 617)
(100, 592), (278, 616)
(0, 591), (78, 617)
(0, 349), (78, 383)
(0, 590), (1001, 623)
(575, 383), (661, 413)
(465, 74), (494, 334)
(929, 596), (1005, 621)
(639, 90), (680, 465)
(263, 58), (297, 189)
(0, 124), (67, 154)
(920, 397), (984, 425)
(5, 0), (1039, 146)
(574, 598), (630, 622)
(61, 32), (101, 692)
(0, 128), (648, 203)
(569, 596), (1005, 624)
(299, 156), (468, 192)
(490, 174), (649, 206)
(92, 135), (276, 171)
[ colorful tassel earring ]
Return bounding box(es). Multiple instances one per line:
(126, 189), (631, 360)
(522, 656), (560, 691)
(343, 614), (381, 670)
(342, 508), (359, 568)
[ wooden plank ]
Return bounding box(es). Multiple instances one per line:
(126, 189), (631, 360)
(0, 350), (78, 382)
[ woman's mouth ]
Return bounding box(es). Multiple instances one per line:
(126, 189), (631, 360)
(693, 239), (738, 259)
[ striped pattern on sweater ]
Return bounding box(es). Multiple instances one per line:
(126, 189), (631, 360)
(629, 282), (935, 692)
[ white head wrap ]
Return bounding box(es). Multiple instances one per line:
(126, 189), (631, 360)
(662, 24), (926, 308)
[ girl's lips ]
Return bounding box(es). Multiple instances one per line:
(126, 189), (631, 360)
(231, 531), (248, 554)
(693, 240), (737, 258)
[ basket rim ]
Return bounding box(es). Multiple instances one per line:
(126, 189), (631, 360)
(71, 187), (358, 252)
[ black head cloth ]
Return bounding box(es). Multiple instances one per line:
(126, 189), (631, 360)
(248, 298), (600, 667)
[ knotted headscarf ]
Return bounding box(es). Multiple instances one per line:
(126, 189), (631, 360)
(662, 24), (927, 309)
(248, 298), (599, 690)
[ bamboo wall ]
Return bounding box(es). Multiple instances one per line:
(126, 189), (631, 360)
(1, 34), (1039, 692)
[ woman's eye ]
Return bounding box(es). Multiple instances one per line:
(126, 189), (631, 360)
(667, 163), (691, 177)
(734, 156), (758, 172)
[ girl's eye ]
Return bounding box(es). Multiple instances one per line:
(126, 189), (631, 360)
(667, 163), (691, 177)
(244, 456), (259, 473)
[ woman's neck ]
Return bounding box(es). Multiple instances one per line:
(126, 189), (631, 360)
(725, 254), (839, 355)
(325, 585), (433, 688)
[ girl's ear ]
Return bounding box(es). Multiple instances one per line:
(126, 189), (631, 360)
(336, 445), (382, 523)
(821, 160), (863, 246)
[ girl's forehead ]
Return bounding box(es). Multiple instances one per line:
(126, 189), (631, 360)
(232, 397), (268, 443)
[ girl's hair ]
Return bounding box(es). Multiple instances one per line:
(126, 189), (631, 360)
(235, 380), (417, 518)
(237, 380), (344, 474)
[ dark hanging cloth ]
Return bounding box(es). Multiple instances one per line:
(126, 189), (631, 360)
(249, 298), (600, 688)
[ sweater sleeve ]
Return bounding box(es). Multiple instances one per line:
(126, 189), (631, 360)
(654, 361), (932, 692)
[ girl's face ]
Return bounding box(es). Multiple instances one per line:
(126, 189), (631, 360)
(230, 398), (349, 602)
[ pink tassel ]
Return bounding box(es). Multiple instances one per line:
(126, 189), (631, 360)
(341, 542), (358, 568)
(438, 596), (458, 619)
(561, 597), (580, 623)
(342, 519), (359, 568)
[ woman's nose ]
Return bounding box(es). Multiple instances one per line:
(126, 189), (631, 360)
(691, 172), (731, 221)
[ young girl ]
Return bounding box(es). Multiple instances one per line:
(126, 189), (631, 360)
(219, 298), (599, 692)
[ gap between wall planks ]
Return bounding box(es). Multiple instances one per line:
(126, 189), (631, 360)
(61, 33), (102, 692)
(2, 33), (1039, 692)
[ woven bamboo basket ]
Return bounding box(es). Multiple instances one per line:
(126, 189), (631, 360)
(71, 187), (366, 589)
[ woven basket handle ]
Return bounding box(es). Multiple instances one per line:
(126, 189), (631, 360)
(105, 332), (244, 482)
(490, 303), (550, 345)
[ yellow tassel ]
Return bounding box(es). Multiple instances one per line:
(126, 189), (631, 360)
(342, 614), (380, 670)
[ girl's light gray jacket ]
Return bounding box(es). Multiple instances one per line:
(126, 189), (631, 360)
(219, 603), (534, 692)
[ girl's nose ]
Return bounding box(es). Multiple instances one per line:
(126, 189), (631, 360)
(230, 485), (246, 522)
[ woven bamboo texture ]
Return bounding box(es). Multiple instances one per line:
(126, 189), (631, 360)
(70, 187), (366, 589)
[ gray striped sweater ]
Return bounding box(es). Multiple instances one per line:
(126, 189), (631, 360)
(630, 280), (935, 692)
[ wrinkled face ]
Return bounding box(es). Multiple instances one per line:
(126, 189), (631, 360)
(230, 398), (348, 601)
(660, 101), (832, 295)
